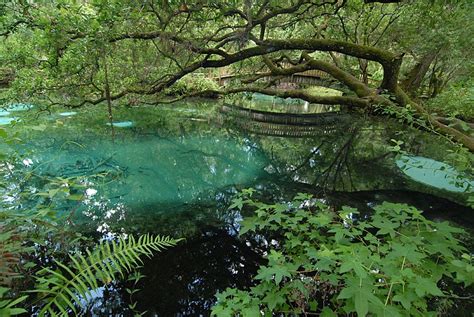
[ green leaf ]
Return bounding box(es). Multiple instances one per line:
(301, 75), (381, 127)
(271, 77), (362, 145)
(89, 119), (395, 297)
(371, 217), (399, 237)
(210, 304), (233, 317)
(239, 217), (257, 235)
(339, 259), (367, 278)
(263, 291), (286, 311)
(354, 287), (369, 317)
(308, 212), (332, 227)
(67, 194), (84, 201)
(255, 265), (292, 285)
(388, 243), (425, 264)
(229, 197), (244, 210)
(392, 290), (417, 310)
(241, 305), (261, 317)
(412, 277), (444, 297)
(320, 307), (337, 317)
(3, 295), (28, 309)
(32, 235), (180, 316)
(308, 300), (318, 311)
(294, 193), (312, 201)
(7, 308), (28, 315)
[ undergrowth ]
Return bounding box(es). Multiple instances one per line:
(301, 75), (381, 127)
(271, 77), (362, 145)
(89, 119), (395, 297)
(212, 190), (474, 316)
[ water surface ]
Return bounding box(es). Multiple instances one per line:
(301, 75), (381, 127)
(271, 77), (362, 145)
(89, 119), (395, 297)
(1, 99), (473, 316)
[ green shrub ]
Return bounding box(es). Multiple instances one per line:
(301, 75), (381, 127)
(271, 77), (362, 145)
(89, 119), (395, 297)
(164, 74), (219, 96)
(212, 192), (473, 316)
(33, 234), (180, 316)
(427, 80), (474, 120)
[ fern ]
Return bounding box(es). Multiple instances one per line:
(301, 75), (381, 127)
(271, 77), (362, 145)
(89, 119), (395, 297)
(0, 230), (22, 287)
(32, 234), (180, 316)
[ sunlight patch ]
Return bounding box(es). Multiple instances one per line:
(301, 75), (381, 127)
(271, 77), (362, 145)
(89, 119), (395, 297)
(59, 111), (77, 116)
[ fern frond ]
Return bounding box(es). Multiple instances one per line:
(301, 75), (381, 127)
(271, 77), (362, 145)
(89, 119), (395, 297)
(32, 234), (180, 316)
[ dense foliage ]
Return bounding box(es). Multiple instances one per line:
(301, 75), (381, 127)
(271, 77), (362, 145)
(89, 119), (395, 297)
(0, 0), (473, 149)
(212, 191), (473, 316)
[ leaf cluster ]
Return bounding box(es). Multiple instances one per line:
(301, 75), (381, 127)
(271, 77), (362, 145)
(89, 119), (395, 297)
(212, 192), (473, 316)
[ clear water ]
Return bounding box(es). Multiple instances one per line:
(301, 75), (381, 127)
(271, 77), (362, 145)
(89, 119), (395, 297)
(107, 121), (134, 127)
(2, 99), (473, 316)
(0, 117), (17, 125)
(396, 155), (474, 193)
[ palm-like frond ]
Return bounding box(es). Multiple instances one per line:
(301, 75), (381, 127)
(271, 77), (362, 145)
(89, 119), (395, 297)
(0, 230), (22, 287)
(32, 234), (180, 316)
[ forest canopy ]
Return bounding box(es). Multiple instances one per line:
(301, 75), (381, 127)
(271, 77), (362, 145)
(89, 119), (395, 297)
(0, 0), (473, 149)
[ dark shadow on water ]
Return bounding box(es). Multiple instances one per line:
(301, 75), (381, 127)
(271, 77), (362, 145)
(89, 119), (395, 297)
(130, 227), (263, 316)
(328, 189), (474, 228)
(78, 227), (263, 317)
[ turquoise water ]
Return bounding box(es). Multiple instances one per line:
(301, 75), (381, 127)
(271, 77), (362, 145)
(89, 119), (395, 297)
(396, 155), (474, 193)
(7, 102), (269, 234)
(0, 102), (32, 125)
(6, 103), (33, 111)
(0, 117), (17, 125)
(107, 120), (134, 127)
(1, 99), (473, 315)
(3, 101), (473, 223)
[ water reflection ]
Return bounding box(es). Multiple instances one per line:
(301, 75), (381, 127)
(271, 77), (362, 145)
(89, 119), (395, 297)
(77, 183), (473, 316)
(131, 228), (263, 316)
(236, 92), (340, 113)
(1, 100), (473, 316)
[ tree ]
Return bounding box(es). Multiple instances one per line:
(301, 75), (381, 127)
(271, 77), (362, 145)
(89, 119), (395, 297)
(0, 0), (473, 150)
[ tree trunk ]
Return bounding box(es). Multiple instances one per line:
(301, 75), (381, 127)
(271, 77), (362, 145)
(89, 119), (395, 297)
(429, 70), (444, 98)
(358, 59), (369, 84)
(103, 57), (115, 140)
(401, 50), (439, 96)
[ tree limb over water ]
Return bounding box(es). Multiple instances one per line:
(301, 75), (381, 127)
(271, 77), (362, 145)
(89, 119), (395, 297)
(1, 0), (473, 150)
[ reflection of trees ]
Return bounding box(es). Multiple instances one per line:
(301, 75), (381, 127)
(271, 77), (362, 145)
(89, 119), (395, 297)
(252, 119), (353, 188)
(251, 114), (472, 205)
(316, 126), (359, 191)
(252, 117), (403, 192)
(129, 228), (263, 316)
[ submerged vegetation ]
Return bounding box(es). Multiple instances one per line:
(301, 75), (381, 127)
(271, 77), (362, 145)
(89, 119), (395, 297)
(0, 0), (473, 316)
